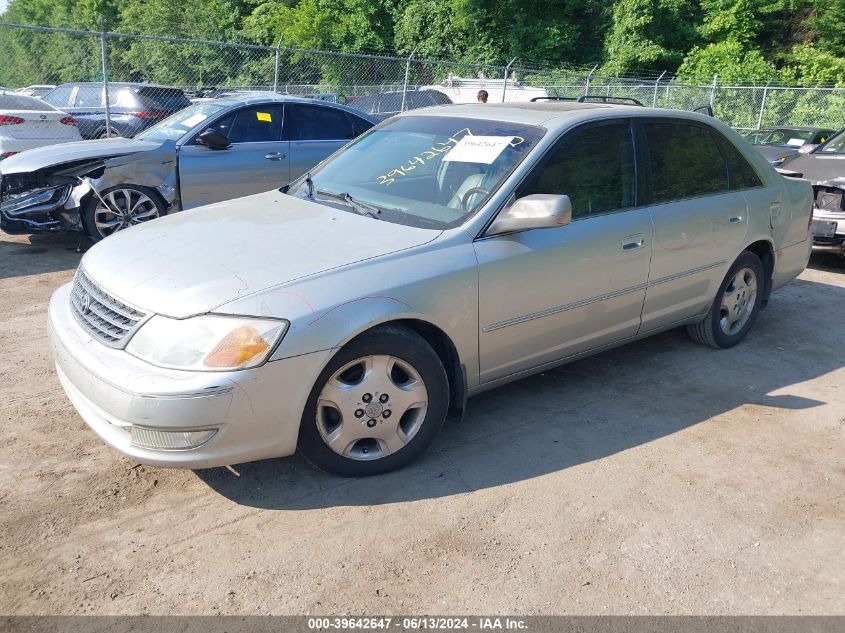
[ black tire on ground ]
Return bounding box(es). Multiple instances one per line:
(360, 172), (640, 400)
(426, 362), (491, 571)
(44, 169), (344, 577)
(298, 324), (449, 477)
(686, 250), (765, 349)
(81, 184), (167, 242)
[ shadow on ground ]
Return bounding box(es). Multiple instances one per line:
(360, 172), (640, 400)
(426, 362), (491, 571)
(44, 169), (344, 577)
(0, 233), (85, 280)
(196, 275), (845, 511)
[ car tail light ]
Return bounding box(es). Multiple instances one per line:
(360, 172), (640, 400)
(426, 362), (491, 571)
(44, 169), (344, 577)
(135, 111), (165, 119)
(0, 115), (24, 125)
(1, 152), (18, 159)
(59, 116), (77, 125)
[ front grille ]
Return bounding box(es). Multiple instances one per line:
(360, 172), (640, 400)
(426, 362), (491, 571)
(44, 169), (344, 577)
(70, 269), (147, 346)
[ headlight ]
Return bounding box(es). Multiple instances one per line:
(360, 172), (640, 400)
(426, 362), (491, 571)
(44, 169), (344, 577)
(126, 315), (288, 371)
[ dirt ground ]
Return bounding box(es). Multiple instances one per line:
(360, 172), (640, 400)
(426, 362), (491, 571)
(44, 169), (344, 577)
(0, 230), (843, 616)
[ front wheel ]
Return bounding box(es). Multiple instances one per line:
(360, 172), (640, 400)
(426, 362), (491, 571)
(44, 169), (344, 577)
(298, 325), (449, 476)
(82, 185), (167, 242)
(687, 251), (764, 349)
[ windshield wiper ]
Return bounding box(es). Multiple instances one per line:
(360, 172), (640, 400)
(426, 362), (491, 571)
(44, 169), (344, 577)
(313, 188), (385, 219)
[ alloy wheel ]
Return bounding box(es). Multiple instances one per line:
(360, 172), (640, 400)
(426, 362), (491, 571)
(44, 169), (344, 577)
(93, 189), (160, 238)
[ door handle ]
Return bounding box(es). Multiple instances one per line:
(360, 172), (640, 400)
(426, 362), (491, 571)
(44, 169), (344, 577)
(265, 152), (286, 160)
(729, 215), (743, 224)
(621, 234), (645, 251)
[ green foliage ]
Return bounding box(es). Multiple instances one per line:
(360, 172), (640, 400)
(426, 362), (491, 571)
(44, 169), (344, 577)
(600, 0), (699, 76)
(677, 40), (778, 83)
(1, 0), (844, 90)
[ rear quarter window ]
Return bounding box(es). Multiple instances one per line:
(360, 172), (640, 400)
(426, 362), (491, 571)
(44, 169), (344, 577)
(711, 131), (764, 190)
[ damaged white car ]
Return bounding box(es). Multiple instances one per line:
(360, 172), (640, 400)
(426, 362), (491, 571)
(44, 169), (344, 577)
(0, 93), (375, 240)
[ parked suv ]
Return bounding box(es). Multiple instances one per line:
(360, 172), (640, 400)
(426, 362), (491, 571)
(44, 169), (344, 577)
(41, 83), (191, 139)
(48, 103), (813, 476)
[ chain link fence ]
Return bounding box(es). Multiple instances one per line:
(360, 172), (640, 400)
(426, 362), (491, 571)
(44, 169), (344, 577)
(1, 21), (844, 157)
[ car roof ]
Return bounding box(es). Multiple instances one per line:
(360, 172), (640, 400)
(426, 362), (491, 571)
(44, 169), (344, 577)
(763, 126), (833, 132)
(394, 101), (715, 131)
(52, 81), (186, 91)
(211, 92), (379, 121)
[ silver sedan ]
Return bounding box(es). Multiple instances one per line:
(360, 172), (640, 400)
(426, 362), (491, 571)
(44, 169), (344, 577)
(0, 94), (376, 240)
(48, 102), (813, 476)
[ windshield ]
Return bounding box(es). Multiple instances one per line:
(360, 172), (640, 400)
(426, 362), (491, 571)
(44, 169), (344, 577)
(758, 128), (813, 146)
(288, 116), (545, 229)
(817, 129), (845, 155)
(136, 103), (227, 142)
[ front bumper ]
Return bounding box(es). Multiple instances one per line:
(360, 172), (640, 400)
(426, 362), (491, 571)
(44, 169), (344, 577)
(49, 282), (333, 468)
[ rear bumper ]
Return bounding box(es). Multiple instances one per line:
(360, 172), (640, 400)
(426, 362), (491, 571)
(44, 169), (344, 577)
(49, 282), (333, 468)
(772, 236), (812, 292)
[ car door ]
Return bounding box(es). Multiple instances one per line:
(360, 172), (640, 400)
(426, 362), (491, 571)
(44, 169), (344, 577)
(637, 119), (750, 333)
(284, 103), (361, 182)
(474, 119), (653, 384)
(177, 104), (288, 209)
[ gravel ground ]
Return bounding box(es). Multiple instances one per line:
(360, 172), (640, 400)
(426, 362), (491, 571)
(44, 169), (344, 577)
(0, 231), (843, 615)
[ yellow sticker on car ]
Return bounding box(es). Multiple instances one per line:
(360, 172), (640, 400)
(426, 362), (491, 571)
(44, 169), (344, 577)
(256, 112), (272, 122)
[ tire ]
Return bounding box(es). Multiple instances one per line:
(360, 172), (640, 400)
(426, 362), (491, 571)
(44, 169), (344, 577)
(82, 185), (167, 242)
(96, 128), (121, 139)
(298, 324), (449, 477)
(687, 250), (765, 349)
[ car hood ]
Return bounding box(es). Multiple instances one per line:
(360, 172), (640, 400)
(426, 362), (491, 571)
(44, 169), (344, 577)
(0, 138), (162, 174)
(81, 190), (442, 318)
(754, 145), (798, 163)
(780, 152), (845, 184)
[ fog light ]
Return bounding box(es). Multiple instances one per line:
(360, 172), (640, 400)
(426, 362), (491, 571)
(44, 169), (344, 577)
(130, 426), (217, 450)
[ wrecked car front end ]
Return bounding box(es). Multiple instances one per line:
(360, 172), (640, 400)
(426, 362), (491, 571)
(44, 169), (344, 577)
(0, 141), (178, 235)
(810, 178), (845, 254)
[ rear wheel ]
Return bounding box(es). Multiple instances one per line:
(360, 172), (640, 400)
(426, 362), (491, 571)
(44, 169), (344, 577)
(298, 325), (449, 476)
(82, 185), (167, 242)
(687, 251), (764, 349)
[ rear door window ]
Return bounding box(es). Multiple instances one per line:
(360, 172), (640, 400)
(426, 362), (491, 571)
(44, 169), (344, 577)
(644, 121), (729, 203)
(74, 86), (104, 107)
(285, 104), (355, 141)
(516, 121), (636, 219)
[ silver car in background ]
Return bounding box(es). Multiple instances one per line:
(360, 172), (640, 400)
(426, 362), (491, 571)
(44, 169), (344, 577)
(0, 94), (376, 240)
(48, 102), (813, 477)
(780, 128), (845, 254)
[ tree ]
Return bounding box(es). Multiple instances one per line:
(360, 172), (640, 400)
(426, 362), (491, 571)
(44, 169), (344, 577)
(600, 0), (700, 76)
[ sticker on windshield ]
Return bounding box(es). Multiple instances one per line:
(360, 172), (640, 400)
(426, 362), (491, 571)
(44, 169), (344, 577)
(256, 111), (272, 122)
(786, 138), (804, 147)
(182, 113), (208, 127)
(443, 136), (515, 164)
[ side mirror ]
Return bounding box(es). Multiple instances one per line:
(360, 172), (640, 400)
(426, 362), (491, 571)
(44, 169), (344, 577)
(196, 129), (230, 150)
(486, 194), (572, 236)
